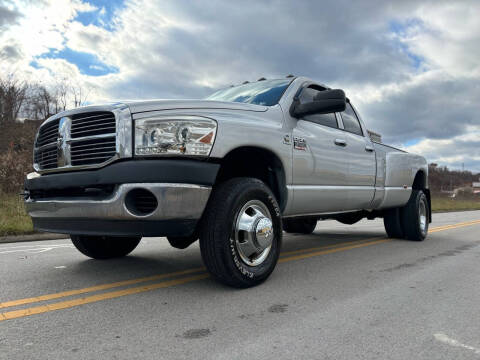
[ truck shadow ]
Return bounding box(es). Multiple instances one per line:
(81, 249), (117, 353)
(65, 231), (385, 284)
(281, 230), (385, 252)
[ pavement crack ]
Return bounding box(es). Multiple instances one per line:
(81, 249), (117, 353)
(268, 304), (288, 313)
(181, 328), (212, 339)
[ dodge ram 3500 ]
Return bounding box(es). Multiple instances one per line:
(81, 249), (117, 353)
(25, 76), (431, 287)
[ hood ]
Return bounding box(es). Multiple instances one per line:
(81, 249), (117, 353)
(40, 99), (269, 127)
(121, 99), (268, 114)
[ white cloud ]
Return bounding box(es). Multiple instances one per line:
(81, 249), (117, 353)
(411, 2), (480, 77)
(405, 125), (480, 171)
(0, 0), (479, 171)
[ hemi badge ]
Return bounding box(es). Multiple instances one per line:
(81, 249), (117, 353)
(294, 137), (307, 151)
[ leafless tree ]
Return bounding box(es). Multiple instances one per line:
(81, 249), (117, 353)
(0, 74), (93, 122)
(24, 85), (57, 120)
(0, 74), (28, 123)
(54, 78), (69, 112)
(71, 84), (91, 108)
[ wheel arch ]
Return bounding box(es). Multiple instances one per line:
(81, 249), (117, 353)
(213, 146), (288, 212)
(412, 170), (427, 190)
(412, 170), (432, 223)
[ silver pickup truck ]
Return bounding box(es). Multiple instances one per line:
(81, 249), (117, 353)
(25, 76), (431, 287)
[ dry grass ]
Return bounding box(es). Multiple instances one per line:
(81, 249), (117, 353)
(0, 192), (34, 236)
(431, 196), (480, 213)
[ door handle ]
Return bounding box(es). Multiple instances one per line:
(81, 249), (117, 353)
(365, 145), (374, 152)
(334, 139), (347, 147)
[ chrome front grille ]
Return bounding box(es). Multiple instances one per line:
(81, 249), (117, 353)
(33, 147), (58, 169)
(33, 108), (128, 173)
(70, 137), (117, 166)
(71, 112), (116, 138)
(35, 119), (60, 147)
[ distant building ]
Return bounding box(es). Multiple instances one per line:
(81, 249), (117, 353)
(368, 130), (382, 143)
(473, 182), (480, 194)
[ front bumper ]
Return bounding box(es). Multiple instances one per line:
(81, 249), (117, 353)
(24, 159), (219, 237)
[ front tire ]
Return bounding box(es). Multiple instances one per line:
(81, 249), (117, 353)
(283, 218), (317, 234)
(199, 178), (282, 288)
(71, 235), (141, 259)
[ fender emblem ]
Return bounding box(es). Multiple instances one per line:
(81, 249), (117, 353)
(294, 137), (307, 151)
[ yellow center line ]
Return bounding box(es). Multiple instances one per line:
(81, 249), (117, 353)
(279, 238), (390, 263)
(279, 236), (383, 258)
(0, 218), (479, 321)
(0, 267), (205, 309)
(0, 273), (210, 321)
(430, 219), (480, 232)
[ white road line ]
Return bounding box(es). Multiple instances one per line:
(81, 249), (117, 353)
(0, 243), (71, 250)
(0, 244), (73, 254)
(434, 333), (480, 355)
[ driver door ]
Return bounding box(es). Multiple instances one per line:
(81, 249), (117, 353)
(291, 86), (349, 214)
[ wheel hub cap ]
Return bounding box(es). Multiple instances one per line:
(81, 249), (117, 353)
(234, 200), (274, 267)
(254, 217), (273, 250)
(419, 199), (427, 234)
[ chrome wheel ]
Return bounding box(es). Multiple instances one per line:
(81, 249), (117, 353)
(233, 200), (274, 266)
(419, 198), (427, 235)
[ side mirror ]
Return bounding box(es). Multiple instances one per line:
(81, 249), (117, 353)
(290, 89), (346, 118)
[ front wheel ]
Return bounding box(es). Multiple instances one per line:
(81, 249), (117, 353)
(71, 235), (141, 259)
(199, 178), (282, 288)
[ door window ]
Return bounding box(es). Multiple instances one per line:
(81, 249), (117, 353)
(340, 103), (363, 136)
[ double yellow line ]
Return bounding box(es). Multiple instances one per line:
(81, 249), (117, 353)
(0, 219), (479, 321)
(429, 219), (480, 233)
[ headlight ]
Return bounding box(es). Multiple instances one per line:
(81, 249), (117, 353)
(134, 117), (217, 156)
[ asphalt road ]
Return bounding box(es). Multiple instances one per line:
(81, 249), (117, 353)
(1, 211), (480, 360)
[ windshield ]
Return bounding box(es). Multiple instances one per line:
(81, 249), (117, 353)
(205, 78), (292, 106)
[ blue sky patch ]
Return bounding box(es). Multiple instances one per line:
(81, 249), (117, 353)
(389, 19), (425, 71)
(75, 0), (124, 30)
(404, 138), (421, 147)
(29, 60), (41, 69)
(36, 47), (118, 76)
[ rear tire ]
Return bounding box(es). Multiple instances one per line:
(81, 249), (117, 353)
(401, 190), (429, 241)
(383, 208), (404, 238)
(283, 218), (317, 234)
(199, 177), (282, 288)
(71, 235), (141, 259)
(167, 234), (198, 249)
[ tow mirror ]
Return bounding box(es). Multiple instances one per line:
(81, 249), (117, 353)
(291, 89), (346, 117)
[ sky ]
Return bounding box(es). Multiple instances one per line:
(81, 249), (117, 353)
(0, 0), (479, 172)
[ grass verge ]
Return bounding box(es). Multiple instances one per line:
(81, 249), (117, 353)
(431, 196), (480, 213)
(0, 193), (34, 236)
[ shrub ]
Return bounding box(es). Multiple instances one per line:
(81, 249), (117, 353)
(0, 121), (39, 193)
